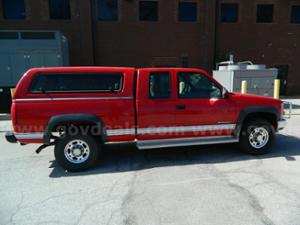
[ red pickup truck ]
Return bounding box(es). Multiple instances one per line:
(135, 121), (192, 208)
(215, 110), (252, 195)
(5, 67), (287, 171)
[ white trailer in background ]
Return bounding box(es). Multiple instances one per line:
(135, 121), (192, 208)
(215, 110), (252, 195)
(0, 30), (69, 113)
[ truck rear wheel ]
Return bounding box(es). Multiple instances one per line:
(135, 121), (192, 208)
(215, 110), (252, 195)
(239, 119), (275, 155)
(54, 134), (100, 172)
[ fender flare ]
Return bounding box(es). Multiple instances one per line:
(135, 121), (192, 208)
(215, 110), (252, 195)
(234, 106), (280, 137)
(43, 114), (106, 144)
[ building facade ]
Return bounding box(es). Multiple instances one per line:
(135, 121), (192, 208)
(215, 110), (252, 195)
(0, 0), (299, 95)
(216, 0), (300, 96)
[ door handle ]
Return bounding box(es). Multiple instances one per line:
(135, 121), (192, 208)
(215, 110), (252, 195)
(176, 105), (186, 110)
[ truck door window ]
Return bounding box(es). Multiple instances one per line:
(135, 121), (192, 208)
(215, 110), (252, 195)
(149, 72), (171, 99)
(178, 72), (221, 99)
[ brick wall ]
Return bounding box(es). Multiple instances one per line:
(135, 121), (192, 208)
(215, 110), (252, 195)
(216, 0), (300, 95)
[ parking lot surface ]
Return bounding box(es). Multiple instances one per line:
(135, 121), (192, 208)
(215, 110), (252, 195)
(1, 114), (300, 225)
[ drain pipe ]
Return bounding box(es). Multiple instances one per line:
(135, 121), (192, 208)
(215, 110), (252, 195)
(213, 0), (219, 70)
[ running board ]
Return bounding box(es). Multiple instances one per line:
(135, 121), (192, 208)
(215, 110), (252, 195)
(137, 136), (239, 150)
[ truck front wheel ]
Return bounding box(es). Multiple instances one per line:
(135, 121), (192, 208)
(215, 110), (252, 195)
(239, 119), (275, 155)
(54, 134), (100, 172)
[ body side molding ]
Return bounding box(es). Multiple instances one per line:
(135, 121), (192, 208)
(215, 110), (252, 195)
(137, 135), (239, 150)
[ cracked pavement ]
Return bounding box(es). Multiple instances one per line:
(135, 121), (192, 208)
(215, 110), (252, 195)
(1, 115), (300, 225)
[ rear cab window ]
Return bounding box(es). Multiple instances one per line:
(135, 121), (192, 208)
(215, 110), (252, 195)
(30, 73), (123, 93)
(149, 72), (171, 99)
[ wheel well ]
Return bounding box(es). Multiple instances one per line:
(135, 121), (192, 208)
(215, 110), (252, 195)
(242, 112), (277, 129)
(50, 122), (106, 143)
(44, 114), (106, 145)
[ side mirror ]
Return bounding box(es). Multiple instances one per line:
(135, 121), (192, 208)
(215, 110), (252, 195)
(222, 87), (229, 99)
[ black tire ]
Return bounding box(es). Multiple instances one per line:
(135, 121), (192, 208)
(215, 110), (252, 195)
(54, 134), (100, 172)
(239, 119), (275, 155)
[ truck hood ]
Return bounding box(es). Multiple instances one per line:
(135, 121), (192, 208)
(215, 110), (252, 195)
(228, 92), (282, 109)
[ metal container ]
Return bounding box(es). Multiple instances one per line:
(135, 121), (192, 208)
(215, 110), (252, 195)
(0, 30), (69, 88)
(0, 30), (69, 113)
(213, 58), (277, 97)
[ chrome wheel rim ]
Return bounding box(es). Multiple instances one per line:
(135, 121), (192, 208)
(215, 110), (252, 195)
(64, 140), (90, 164)
(249, 127), (269, 149)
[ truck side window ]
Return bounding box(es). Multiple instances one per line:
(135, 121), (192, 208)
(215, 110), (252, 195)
(178, 72), (222, 99)
(30, 73), (123, 93)
(149, 72), (171, 99)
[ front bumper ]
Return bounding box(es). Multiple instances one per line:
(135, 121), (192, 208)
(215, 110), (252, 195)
(278, 119), (287, 131)
(5, 131), (17, 143)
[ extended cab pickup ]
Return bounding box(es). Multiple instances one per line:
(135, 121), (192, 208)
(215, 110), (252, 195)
(5, 67), (287, 171)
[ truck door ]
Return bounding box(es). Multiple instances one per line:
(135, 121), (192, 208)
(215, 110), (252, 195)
(136, 69), (176, 140)
(175, 70), (238, 138)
